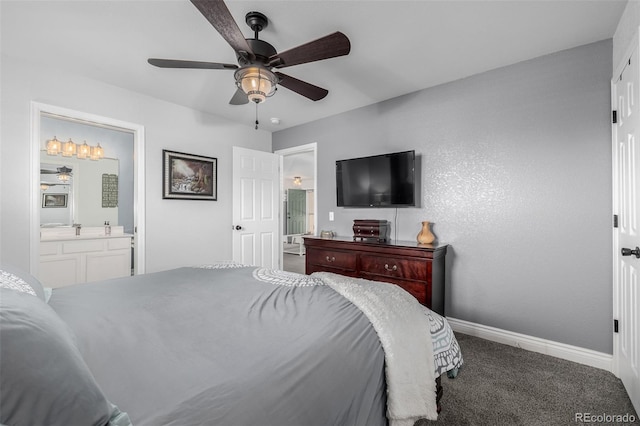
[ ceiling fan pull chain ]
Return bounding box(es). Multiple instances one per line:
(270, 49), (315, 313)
(255, 102), (259, 130)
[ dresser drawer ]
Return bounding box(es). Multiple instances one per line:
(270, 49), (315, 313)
(360, 254), (428, 281)
(307, 248), (357, 271)
(359, 274), (429, 305)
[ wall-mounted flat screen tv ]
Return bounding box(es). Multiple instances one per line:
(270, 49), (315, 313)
(336, 150), (416, 207)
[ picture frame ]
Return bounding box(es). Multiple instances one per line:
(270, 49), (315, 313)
(163, 150), (217, 200)
(42, 193), (68, 208)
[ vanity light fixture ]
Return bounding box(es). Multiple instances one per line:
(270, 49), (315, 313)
(61, 139), (77, 157)
(46, 137), (105, 160)
(90, 143), (104, 161)
(77, 141), (91, 159)
(40, 183), (50, 191)
(46, 137), (62, 155)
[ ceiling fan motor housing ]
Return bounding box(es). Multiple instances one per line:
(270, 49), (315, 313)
(241, 39), (277, 65)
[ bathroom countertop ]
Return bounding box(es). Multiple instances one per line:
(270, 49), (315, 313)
(40, 233), (134, 242)
(40, 226), (133, 242)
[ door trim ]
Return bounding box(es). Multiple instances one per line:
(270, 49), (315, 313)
(30, 102), (146, 276)
(275, 142), (318, 270)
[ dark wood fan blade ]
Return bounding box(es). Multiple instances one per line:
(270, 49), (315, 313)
(190, 0), (253, 56)
(275, 72), (328, 101)
(269, 32), (350, 68)
(148, 58), (238, 70)
(229, 87), (249, 105)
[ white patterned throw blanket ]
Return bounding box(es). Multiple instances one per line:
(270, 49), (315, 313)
(312, 271), (440, 424)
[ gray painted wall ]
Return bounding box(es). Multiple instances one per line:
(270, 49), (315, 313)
(273, 40), (613, 354)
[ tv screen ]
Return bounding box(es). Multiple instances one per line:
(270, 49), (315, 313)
(336, 150), (415, 207)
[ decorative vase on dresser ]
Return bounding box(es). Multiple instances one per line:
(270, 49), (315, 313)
(417, 221), (435, 244)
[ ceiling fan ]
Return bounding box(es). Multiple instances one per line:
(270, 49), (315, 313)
(148, 0), (351, 109)
(41, 166), (73, 183)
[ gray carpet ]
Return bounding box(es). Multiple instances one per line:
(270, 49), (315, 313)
(280, 256), (638, 425)
(283, 252), (305, 274)
(422, 333), (638, 425)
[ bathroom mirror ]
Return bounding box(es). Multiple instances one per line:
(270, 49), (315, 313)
(40, 151), (119, 227)
(38, 113), (134, 234)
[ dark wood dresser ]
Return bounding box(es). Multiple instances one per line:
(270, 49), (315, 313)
(303, 236), (448, 315)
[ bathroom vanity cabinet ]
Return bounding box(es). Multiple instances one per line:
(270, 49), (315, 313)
(39, 227), (132, 288)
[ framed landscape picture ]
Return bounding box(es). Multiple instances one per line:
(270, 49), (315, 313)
(42, 193), (68, 208)
(163, 150), (217, 200)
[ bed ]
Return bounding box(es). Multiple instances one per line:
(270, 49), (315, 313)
(0, 263), (462, 426)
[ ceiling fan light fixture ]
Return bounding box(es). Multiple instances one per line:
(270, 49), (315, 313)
(57, 166), (72, 182)
(235, 66), (277, 103)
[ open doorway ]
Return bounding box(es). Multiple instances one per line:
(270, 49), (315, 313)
(30, 102), (146, 278)
(275, 143), (317, 274)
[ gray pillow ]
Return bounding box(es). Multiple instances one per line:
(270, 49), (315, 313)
(0, 264), (46, 301)
(0, 288), (119, 426)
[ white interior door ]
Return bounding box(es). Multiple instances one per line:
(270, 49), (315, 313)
(613, 41), (640, 414)
(232, 146), (280, 268)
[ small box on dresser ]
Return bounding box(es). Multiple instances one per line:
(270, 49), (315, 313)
(304, 235), (448, 315)
(352, 219), (390, 242)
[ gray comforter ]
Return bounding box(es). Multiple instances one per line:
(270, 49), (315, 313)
(49, 266), (388, 426)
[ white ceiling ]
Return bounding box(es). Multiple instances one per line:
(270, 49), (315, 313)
(1, 0), (626, 133)
(283, 151), (314, 186)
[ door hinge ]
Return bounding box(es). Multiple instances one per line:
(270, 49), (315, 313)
(614, 214), (619, 228)
(614, 319), (619, 333)
(612, 110), (618, 124)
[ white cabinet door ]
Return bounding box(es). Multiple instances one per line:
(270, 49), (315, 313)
(39, 255), (80, 287)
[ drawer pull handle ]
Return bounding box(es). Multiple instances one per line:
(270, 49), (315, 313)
(384, 264), (398, 272)
(326, 256), (336, 262)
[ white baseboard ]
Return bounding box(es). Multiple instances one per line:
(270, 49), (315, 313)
(446, 317), (613, 372)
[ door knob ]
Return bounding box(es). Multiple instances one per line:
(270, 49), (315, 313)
(621, 246), (640, 258)
(234, 225), (242, 231)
